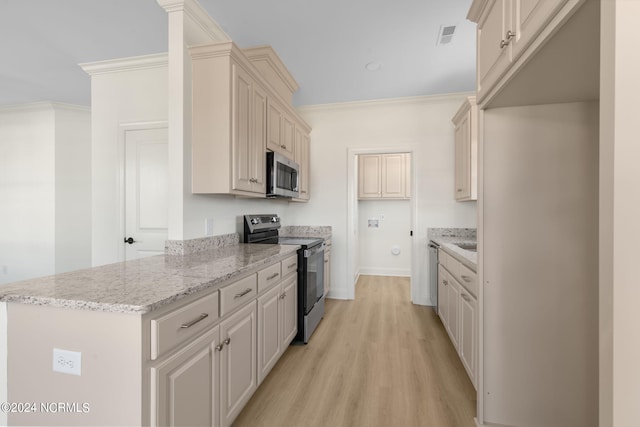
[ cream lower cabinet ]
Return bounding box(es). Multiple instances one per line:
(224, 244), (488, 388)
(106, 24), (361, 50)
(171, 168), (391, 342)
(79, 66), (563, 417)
(151, 326), (221, 427)
(220, 302), (257, 426)
(437, 252), (478, 388)
(257, 271), (297, 384)
(323, 239), (331, 296)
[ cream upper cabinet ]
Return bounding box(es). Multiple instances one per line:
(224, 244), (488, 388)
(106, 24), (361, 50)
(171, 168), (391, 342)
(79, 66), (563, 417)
(452, 96), (478, 201)
(470, 0), (575, 103)
(293, 126), (311, 201)
(267, 99), (295, 160)
(358, 153), (411, 200)
(191, 43), (267, 197)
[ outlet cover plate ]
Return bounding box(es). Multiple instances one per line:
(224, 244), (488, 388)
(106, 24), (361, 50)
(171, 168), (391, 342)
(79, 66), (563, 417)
(53, 348), (81, 376)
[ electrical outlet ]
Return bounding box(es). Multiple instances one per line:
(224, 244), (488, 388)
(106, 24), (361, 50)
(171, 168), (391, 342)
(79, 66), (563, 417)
(205, 218), (214, 236)
(53, 348), (81, 376)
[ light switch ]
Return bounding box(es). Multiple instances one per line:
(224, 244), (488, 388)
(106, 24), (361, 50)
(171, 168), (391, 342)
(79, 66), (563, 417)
(205, 218), (214, 236)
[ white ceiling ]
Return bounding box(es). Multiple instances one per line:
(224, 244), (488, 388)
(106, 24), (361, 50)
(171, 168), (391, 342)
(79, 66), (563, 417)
(0, 0), (476, 107)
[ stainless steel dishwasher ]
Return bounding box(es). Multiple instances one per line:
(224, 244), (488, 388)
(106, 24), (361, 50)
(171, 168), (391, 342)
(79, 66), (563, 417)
(428, 241), (440, 310)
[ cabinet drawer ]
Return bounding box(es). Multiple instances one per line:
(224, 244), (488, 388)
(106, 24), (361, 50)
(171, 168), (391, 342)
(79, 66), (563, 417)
(220, 274), (257, 316)
(258, 263), (282, 293)
(439, 250), (457, 276)
(282, 255), (298, 278)
(150, 291), (219, 360)
(458, 263), (478, 297)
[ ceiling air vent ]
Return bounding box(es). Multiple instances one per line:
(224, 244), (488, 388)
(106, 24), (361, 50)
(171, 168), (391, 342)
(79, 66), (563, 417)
(437, 25), (456, 45)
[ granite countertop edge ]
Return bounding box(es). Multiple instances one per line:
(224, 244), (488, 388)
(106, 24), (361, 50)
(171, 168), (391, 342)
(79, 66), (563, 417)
(0, 244), (301, 315)
(430, 236), (478, 272)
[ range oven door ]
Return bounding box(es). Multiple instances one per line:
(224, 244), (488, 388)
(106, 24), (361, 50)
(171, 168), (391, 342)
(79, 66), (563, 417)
(303, 242), (325, 315)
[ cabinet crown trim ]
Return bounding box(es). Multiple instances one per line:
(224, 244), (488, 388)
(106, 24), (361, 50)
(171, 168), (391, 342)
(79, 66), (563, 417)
(467, 0), (490, 22)
(242, 45), (300, 94)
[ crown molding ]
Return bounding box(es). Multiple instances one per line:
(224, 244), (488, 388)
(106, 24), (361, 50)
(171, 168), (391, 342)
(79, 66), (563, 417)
(80, 53), (168, 76)
(467, 0), (489, 23)
(242, 45), (299, 94)
(0, 102), (90, 114)
(296, 92), (476, 113)
(156, 0), (229, 44)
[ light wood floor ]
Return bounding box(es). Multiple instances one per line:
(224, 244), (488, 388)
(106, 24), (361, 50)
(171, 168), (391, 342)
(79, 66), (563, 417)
(234, 275), (477, 427)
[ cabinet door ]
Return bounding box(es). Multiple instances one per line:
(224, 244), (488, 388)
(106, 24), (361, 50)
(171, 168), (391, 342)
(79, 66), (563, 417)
(381, 153), (406, 198)
(437, 265), (449, 324)
(282, 114), (295, 159)
(151, 326), (220, 427)
(251, 83), (267, 194)
(358, 155), (381, 199)
(257, 285), (281, 384)
(267, 100), (282, 153)
(446, 276), (460, 350)
(459, 290), (477, 389)
(511, 0), (568, 59)
(220, 302), (257, 426)
(477, 0), (512, 100)
(294, 127), (310, 201)
(454, 110), (472, 200)
(281, 274), (298, 348)
(231, 64), (254, 193)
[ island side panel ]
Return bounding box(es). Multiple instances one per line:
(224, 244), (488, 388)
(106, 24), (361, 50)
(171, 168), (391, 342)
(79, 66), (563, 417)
(7, 303), (142, 426)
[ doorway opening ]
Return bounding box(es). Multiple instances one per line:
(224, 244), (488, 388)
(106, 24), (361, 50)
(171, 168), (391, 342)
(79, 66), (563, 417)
(346, 147), (419, 303)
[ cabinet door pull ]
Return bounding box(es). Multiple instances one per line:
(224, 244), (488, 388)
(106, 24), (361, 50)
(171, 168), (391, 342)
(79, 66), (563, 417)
(280, 293), (286, 300)
(224, 337), (231, 345)
(461, 293), (471, 302)
(506, 30), (516, 40)
(461, 275), (472, 282)
(215, 343), (224, 351)
(280, 144), (287, 149)
(287, 262), (297, 269)
(234, 288), (253, 299)
(457, 189), (463, 192)
(180, 313), (209, 329)
(443, 280), (448, 286)
(324, 260), (328, 264)
(500, 39), (509, 49)
(267, 272), (279, 281)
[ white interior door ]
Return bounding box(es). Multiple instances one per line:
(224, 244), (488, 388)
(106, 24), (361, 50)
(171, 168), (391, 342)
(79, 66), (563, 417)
(124, 127), (168, 260)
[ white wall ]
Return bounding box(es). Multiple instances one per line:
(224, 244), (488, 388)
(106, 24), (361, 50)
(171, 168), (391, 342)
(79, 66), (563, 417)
(287, 94), (478, 301)
(85, 56), (169, 266)
(358, 199), (411, 276)
(0, 103), (91, 285)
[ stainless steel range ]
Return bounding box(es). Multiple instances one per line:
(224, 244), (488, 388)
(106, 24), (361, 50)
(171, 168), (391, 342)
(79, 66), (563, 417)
(243, 214), (325, 343)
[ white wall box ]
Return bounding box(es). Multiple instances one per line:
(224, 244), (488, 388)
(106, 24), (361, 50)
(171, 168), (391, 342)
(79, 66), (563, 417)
(358, 153), (411, 200)
(451, 96), (478, 201)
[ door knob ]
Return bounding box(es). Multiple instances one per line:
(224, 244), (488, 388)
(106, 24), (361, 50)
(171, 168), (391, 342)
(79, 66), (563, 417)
(124, 237), (136, 244)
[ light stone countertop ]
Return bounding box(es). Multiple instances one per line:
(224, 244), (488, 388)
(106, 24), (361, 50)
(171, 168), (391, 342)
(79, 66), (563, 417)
(279, 225), (332, 240)
(428, 228), (477, 272)
(0, 244), (300, 314)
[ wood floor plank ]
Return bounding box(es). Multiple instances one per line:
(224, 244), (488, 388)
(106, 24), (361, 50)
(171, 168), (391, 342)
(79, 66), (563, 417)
(233, 275), (477, 427)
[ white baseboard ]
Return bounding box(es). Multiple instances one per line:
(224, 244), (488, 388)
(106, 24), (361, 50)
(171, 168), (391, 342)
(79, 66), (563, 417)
(358, 267), (411, 277)
(326, 287), (353, 300)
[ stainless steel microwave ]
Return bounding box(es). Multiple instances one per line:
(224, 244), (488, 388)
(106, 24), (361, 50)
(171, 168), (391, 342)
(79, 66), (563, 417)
(266, 151), (299, 198)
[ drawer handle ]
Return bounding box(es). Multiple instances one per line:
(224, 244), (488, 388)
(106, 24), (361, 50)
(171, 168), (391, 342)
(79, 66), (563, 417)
(287, 262), (297, 269)
(224, 337), (231, 345)
(301, 190), (307, 194)
(280, 144), (287, 149)
(234, 288), (253, 299)
(180, 313), (209, 329)
(461, 275), (472, 282)
(267, 272), (280, 281)
(461, 293), (471, 302)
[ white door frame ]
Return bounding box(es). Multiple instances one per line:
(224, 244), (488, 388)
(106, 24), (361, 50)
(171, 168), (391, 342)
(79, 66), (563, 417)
(346, 145), (419, 302)
(117, 121), (168, 262)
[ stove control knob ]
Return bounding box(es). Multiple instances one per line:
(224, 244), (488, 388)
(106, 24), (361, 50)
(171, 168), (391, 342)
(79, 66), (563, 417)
(251, 218), (259, 225)
(271, 217), (279, 223)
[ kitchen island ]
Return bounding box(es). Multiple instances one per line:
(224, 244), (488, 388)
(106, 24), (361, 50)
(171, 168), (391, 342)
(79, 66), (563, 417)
(0, 241), (300, 426)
